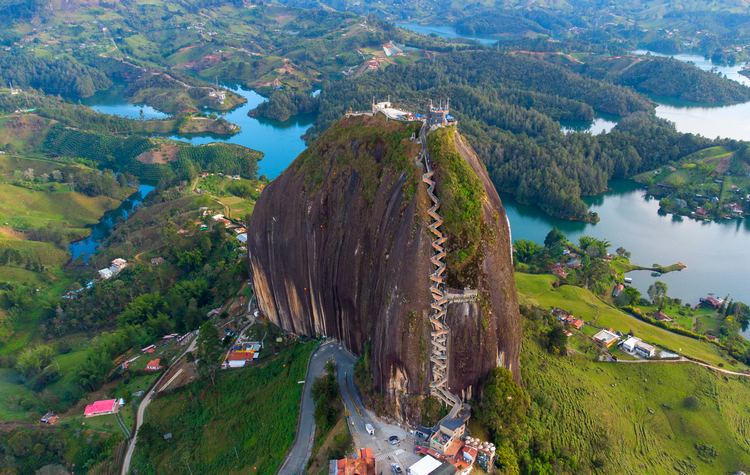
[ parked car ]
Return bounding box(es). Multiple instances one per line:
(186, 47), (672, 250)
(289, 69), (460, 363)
(365, 423), (375, 435)
(391, 463), (403, 474)
(388, 435), (399, 445)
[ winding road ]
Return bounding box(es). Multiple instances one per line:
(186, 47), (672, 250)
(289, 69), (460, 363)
(120, 334), (198, 475)
(279, 340), (415, 474)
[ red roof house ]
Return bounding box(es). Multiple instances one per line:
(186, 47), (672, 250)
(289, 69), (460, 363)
(334, 448), (375, 475)
(84, 399), (118, 418)
(567, 318), (585, 330)
(145, 358), (162, 371)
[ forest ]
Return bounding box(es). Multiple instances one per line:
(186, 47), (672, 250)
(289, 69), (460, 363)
(312, 51), (724, 220)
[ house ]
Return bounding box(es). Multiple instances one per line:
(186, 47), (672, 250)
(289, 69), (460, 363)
(654, 310), (672, 322)
(463, 436), (496, 472)
(330, 447), (375, 475)
(145, 358), (162, 371)
(84, 399), (119, 417)
(40, 412), (59, 424)
(98, 258), (128, 280)
(621, 336), (641, 353)
(567, 318), (584, 330)
(141, 344), (156, 354)
(700, 296), (724, 309)
(408, 455), (442, 475)
(225, 350), (255, 368)
(634, 341), (656, 358)
(150, 257), (165, 266)
(612, 284), (625, 298)
(565, 258), (582, 269)
(622, 336), (657, 358)
(593, 329), (620, 348)
(550, 263), (568, 279)
(430, 418), (466, 454)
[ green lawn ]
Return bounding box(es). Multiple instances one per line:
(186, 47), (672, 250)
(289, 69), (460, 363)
(130, 341), (316, 474)
(515, 273), (743, 370)
(522, 335), (750, 473)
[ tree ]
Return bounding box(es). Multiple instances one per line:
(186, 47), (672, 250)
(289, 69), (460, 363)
(544, 228), (566, 249)
(513, 239), (543, 264)
(16, 345), (54, 380)
(647, 281), (668, 310)
(578, 236), (610, 258)
(546, 324), (567, 355)
(197, 321), (222, 385)
(477, 367), (530, 445)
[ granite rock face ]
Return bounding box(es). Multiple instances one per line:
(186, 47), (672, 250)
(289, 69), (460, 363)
(248, 115), (520, 417)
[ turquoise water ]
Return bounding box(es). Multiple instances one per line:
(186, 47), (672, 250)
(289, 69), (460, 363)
(82, 57), (749, 307)
(84, 86), (313, 179)
(83, 88), (170, 120)
(561, 116), (618, 135)
(396, 22), (498, 46)
(168, 87), (314, 179)
(69, 184), (156, 263)
(632, 50), (750, 141)
(504, 180), (750, 305)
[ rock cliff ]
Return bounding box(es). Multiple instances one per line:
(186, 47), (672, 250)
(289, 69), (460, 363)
(248, 115), (521, 418)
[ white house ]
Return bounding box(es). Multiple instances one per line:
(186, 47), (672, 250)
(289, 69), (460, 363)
(622, 336), (657, 358)
(407, 456), (442, 475)
(621, 336), (641, 353)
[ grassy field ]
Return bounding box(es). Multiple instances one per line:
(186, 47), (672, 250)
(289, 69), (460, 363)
(130, 341), (316, 474)
(194, 174), (262, 219)
(522, 334), (750, 474)
(515, 273), (743, 370)
(0, 183), (120, 236)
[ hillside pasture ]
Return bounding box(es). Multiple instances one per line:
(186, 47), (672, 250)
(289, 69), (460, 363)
(515, 273), (743, 370)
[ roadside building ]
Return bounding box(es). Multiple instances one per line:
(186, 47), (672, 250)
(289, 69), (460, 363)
(40, 412), (59, 425)
(567, 318), (584, 330)
(430, 418), (465, 454)
(84, 399), (119, 417)
(145, 358), (162, 371)
(634, 341), (657, 358)
(141, 344), (156, 354)
(408, 455), (442, 475)
(329, 448), (375, 475)
(621, 336), (657, 358)
(593, 329), (620, 348)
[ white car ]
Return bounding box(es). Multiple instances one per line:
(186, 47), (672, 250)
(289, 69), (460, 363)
(365, 423), (375, 435)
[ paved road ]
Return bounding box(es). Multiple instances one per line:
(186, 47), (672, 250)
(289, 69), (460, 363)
(278, 341), (340, 474)
(279, 341), (418, 474)
(120, 334), (198, 475)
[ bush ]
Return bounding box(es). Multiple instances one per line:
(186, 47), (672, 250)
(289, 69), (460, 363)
(683, 395), (701, 410)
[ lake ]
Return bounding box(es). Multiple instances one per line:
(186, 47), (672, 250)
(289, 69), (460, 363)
(69, 184), (155, 263)
(83, 47), (749, 309)
(168, 87), (314, 179)
(84, 88), (170, 120)
(504, 180), (750, 305)
(396, 22), (498, 46)
(87, 86), (314, 179)
(561, 116), (618, 135)
(631, 50), (750, 141)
